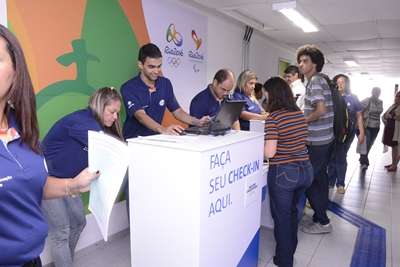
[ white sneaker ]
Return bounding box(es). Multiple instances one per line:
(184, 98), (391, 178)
(302, 222), (332, 234)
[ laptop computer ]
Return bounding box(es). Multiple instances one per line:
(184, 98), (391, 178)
(184, 100), (246, 136)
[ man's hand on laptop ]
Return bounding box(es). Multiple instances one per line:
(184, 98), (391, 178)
(195, 116), (211, 127)
(160, 124), (185, 135)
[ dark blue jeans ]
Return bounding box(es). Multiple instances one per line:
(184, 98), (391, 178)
(359, 127), (380, 166)
(306, 142), (332, 225)
(328, 131), (356, 187)
(268, 160), (313, 267)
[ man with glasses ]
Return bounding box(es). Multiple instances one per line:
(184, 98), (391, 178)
(189, 69), (240, 129)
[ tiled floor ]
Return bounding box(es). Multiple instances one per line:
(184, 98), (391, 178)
(72, 141), (398, 267)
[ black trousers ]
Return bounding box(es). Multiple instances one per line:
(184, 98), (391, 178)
(359, 127), (380, 166)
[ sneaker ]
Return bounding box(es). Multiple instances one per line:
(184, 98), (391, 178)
(300, 214), (314, 227)
(302, 222), (332, 234)
(337, 186), (346, 194)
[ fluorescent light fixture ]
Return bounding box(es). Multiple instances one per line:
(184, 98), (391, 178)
(272, 1), (318, 33)
(344, 59), (359, 67)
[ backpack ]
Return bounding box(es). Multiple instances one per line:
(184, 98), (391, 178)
(329, 83), (349, 143)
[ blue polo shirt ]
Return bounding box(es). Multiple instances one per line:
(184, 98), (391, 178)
(190, 85), (222, 119)
(0, 111), (48, 266)
(121, 75), (180, 138)
(232, 89), (263, 131)
(343, 93), (363, 133)
(42, 108), (102, 178)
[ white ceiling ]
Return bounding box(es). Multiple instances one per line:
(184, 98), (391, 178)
(181, 0), (400, 78)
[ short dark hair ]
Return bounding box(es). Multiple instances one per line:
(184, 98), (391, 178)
(284, 65), (300, 75)
(264, 77), (299, 112)
(332, 73), (351, 94)
(213, 69), (234, 84)
(296, 44), (325, 72)
(284, 65), (303, 82)
(138, 43), (162, 63)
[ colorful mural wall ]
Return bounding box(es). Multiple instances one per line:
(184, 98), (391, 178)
(6, 0), (151, 210)
(7, 0), (150, 138)
(5, 0), (207, 211)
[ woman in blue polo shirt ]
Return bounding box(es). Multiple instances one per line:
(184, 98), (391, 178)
(327, 74), (365, 194)
(41, 87), (123, 266)
(232, 70), (268, 130)
(0, 25), (98, 267)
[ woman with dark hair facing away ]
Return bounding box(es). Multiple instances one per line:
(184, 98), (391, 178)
(232, 70), (268, 130)
(0, 25), (98, 267)
(41, 87), (123, 266)
(264, 77), (313, 267)
(382, 91), (400, 172)
(327, 74), (364, 193)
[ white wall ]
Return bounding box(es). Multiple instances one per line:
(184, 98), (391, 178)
(206, 15), (244, 82)
(249, 32), (295, 83)
(175, 0), (296, 87)
(206, 14), (296, 84)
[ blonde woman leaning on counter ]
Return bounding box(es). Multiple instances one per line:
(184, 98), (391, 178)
(232, 70), (268, 130)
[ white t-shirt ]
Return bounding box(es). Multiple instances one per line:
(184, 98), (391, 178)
(291, 79), (306, 110)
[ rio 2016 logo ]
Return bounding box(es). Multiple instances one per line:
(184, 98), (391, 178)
(188, 29), (204, 61)
(166, 23), (183, 47)
(191, 30), (202, 50)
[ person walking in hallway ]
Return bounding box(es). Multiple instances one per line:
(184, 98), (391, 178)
(359, 87), (383, 169)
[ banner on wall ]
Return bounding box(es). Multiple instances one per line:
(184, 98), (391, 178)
(142, 0), (207, 110)
(0, 1), (6, 26)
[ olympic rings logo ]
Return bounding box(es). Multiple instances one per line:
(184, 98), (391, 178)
(167, 57), (181, 68)
(166, 23), (183, 47)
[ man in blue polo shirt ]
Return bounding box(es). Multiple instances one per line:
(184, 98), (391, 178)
(121, 43), (208, 138)
(190, 69), (240, 129)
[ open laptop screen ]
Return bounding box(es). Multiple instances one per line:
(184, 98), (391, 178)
(212, 100), (246, 129)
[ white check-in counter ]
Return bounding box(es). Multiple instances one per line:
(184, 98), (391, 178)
(127, 131), (264, 267)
